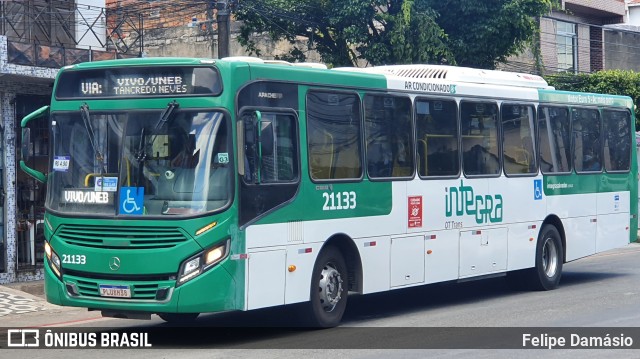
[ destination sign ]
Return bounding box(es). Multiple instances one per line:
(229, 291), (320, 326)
(55, 66), (222, 99)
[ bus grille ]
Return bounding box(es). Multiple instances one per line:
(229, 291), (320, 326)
(75, 279), (160, 299)
(57, 224), (188, 249)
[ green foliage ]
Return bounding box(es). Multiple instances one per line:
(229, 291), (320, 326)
(546, 70), (640, 129)
(234, 0), (551, 68)
(424, 0), (551, 68)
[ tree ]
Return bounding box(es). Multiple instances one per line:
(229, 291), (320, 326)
(234, 0), (552, 68)
(424, 0), (552, 69)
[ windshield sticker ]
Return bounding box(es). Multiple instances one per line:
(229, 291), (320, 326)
(120, 187), (144, 215)
(217, 153), (229, 164)
(63, 189), (112, 204)
(53, 156), (70, 172)
(95, 177), (118, 192)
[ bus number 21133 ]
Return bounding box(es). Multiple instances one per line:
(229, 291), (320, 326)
(322, 191), (357, 211)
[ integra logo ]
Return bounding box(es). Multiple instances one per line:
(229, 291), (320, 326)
(445, 180), (503, 224)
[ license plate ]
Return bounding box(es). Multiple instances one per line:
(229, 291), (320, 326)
(99, 284), (131, 298)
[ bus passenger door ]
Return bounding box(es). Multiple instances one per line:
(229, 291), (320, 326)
(239, 109), (300, 308)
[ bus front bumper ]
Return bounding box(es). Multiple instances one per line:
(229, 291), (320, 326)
(44, 259), (238, 315)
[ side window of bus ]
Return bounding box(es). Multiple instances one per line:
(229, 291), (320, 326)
(259, 113), (298, 183)
(461, 101), (500, 176)
(502, 103), (537, 175)
(602, 109), (631, 172)
(572, 108), (601, 173)
(538, 106), (571, 174)
(415, 98), (459, 177)
(364, 94), (414, 179)
(307, 91), (362, 181)
(242, 112), (298, 184)
(239, 110), (299, 226)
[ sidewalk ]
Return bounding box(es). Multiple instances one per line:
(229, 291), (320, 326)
(2, 280), (45, 299)
(0, 280), (50, 318)
(0, 281), (106, 327)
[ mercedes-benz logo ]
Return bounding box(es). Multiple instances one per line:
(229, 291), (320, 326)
(109, 257), (121, 271)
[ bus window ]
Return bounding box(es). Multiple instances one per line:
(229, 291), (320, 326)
(307, 91), (362, 181)
(603, 109), (631, 173)
(572, 108), (601, 173)
(502, 104), (536, 175)
(461, 101), (500, 176)
(48, 112), (123, 214)
(364, 94), (413, 179)
(238, 110), (300, 226)
(538, 106), (571, 174)
(259, 113), (298, 183)
(415, 98), (458, 177)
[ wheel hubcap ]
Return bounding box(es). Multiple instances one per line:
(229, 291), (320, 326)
(318, 262), (343, 312)
(542, 237), (558, 278)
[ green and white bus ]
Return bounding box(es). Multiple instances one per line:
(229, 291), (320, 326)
(21, 57), (637, 327)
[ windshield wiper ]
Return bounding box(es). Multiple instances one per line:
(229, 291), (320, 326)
(80, 103), (106, 173)
(149, 100), (179, 146)
(134, 127), (147, 162)
(136, 100), (179, 163)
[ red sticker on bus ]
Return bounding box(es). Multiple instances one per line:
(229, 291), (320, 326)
(408, 196), (423, 228)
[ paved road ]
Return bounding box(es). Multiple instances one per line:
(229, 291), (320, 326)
(1, 243), (640, 358)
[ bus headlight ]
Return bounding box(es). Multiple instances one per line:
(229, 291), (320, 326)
(45, 241), (62, 278)
(177, 240), (229, 286)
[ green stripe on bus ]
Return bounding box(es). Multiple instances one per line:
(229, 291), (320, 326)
(255, 180), (393, 225)
(538, 89), (633, 108)
(543, 173), (632, 195)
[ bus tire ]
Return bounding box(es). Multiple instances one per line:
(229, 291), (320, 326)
(526, 224), (564, 291)
(158, 312), (199, 323)
(304, 246), (348, 328)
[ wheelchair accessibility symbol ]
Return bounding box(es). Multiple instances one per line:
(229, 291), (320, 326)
(120, 187), (144, 215)
(534, 179), (543, 200)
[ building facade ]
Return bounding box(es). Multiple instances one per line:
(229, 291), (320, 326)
(501, 0), (635, 74)
(0, 0), (135, 284)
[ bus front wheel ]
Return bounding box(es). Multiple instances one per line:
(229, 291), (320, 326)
(304, 246), (348, 328)
(527, 224), (564, 290)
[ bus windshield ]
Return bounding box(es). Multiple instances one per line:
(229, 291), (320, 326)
(46, 108), (231, 217)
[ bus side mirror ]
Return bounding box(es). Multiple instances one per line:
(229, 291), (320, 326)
(20, 105), (49, 183)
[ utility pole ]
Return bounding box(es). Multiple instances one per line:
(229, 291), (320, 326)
(206, 0), (215, 58)
(216, 0), (230, 58)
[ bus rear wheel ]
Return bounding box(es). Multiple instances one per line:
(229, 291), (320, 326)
(158, 312), (199, 323)
(304, 246), (348, 328)
(526, 224), (564, 290)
